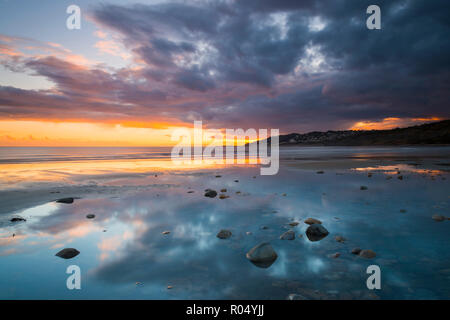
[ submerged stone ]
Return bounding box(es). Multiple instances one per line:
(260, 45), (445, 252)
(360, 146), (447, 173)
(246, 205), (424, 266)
(432, 214), (446, 222)
(359, 249), (376, 259)
(280, 230), (295, 240)
(287, 294), (308, 300)
(216, 229), (232, 239)
(246, 242), (278, 268)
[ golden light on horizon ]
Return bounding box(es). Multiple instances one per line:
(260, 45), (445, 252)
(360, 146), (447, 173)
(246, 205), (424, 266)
(0, 120), (260, 147)
(350, 117), (443, 131)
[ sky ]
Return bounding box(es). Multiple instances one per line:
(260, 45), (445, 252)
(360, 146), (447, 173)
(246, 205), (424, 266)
(0, 0), (449, 146)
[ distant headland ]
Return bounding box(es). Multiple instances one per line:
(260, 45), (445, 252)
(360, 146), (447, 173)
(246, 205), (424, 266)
(260, 120), (450, 146)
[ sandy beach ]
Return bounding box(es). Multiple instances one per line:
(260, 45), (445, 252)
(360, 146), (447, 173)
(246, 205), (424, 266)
(0, 146), (449, 299)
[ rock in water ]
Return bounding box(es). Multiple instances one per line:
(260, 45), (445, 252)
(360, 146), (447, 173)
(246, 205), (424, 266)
(204, 190), (217, 198)
(280, 230), (295, 240)
(316, 171), (324, 174)
(432, 214), (446, 222)
(351, 248), (362, 255)
(56, 197), (74, 204)
(305, 224), (329, 242)
(287, 294), (308, 300)
(219, 194), (229, 199)
(246, 242), (278, 268)
(304, 218), (322, 225)
(289, 222), (299, 227)
(359, 249), (376, 259)
(86, 214), (95, 219)
(335, 235), (346, 243)
(10, 217), (26, 222)
(217, 229), (232, 239)
(55, 248), (80, 259)
(360, 186), (368, 190)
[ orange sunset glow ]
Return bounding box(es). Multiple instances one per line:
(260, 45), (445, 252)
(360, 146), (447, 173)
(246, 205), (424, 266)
(349, 117), (443, 131)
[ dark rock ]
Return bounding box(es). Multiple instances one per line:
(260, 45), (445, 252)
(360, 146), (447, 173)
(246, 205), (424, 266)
(305, 224), (329, 242)
(217, 229), (232, 239)
(330, 252), (341, 259)
(289, 221), (299, 227)
(398, 175), (403, 180)
(335, 235), (346, 243)
(360, 186), (368, 190)
(187, 191), (194, 193)
(246, 242), (278, 268)
(400, 209), (407, 213)
(10, 217), (26, 222)
(204, 190), (217, 198)
(219, 194), (229, 199)
(316, 171), (324, 174)
(359, 249), (376, 259)
(351, 247), (362, 255)
(56, 197), (74, 204)
(280, 230), (295, 240)
(220, 189), (227, 192)
(86, 214), (95, 219)
(55, 248), (80, 259)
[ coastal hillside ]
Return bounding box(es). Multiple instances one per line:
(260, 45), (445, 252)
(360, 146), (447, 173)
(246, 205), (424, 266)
(267, 120), (450, 146)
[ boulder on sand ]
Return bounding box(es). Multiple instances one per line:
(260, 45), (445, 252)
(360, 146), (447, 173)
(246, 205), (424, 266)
(246, 242), (278, 268)
(55, 248), (80, 259)
(305, 224), (329, 242)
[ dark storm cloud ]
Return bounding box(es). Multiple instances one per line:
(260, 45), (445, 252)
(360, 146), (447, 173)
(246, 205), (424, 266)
(0, 0), (449, 131)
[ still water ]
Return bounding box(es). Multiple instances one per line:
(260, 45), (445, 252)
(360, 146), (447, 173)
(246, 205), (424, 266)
(0, 146), (449, 299)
